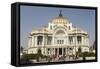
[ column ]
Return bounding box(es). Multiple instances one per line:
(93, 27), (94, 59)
(57, 48), (59, 56)
(34, 36), (35, 47)
(66, 48), (67, 56)
(31, 36), (34, 47)
(66, 47), (68, 56)
(52, 48), (54, 55)
(52, 35), (54, 46)
(28, 37), (31, 48)
(66, 47), (68, 55)
(50, 48), (51, 55)
(84, 36), (86, 46)
(54, 48), (55, 55)
(62, 48), (63, 55)
(85, 36), (86, 46)
(45, 35), (47, 55)
(81, 36), (83, 46)
(42, 35), (44, 46)
(75, 35), (77, 46)
(74, 36), (77, 54)
(44, 48), (47, 55)
(45, 35), (47, 46)
(67, 37), (69, 45)
(30, 37), (32, 47)
(64, 36), (66, 45)
(51, 48), (53, 55)
(35, 35), (37, 47)
(42, 35), (45, 54)
(82, 36), (84, 46)
(86, 36), (89, 46)
(73, 36), (75, 46)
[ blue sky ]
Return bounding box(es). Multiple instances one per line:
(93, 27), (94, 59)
(20, 5), (95, 48)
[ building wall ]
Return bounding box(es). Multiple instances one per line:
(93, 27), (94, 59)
(27, 33), (89, 55)
(27, 18), (89, 56)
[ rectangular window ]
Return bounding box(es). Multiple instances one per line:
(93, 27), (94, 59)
(69, 36), (73, 44)
(57, 40), (64, 44)
(37, 36), (43, 45)
(62, 40), (64, 44)
(57, 40), (59, 44)
(47, 36), (52, 45)
(60, 40), (61, 44)
(77, 36), (81, 44)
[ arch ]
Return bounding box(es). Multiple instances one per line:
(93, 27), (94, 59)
(53, 26), (67, 36)
(55, 30), (65, 35)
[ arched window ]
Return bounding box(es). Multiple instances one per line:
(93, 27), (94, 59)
(56, 30), (65, 35)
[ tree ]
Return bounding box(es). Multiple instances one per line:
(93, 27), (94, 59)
(36, 49), (42, 62)
(20, 46), (24, 52)
(93, 41), (95, 50)
(76, 47), (82, 58)
(78, 47), (82, 53)
(89, 41), (96, 52)
(37, 49), (42, 55)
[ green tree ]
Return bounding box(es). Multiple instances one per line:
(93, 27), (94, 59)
(93, 41), (95, 50)
(37, 49), (42, 55)
(78, 47), (82, 53)
(36, 49), (42, 62)
(20, 46), (24, 52)
(76, 47), (82, 58)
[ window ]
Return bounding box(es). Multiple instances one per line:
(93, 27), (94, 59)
(59, 48), (62, 55)
(69, 36), (73, 44)
(48, 48), (50, 51)
(62, 40), (64, 44)
(57, 40), (64, 44)
(47, 48), (50, 54)
(60, 40), (62, 44)
(56, 30), (65, 35)
(47, 36), (52, 45)
(69, 48), (72, 50)
(77, 36), (81, 44)
(57, 40), (59, 44)
(69, 47), (73, 53)
(50, 26), (52, 30)
(37, 36), (43, 45)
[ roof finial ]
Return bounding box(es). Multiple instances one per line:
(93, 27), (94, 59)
(59, 10), (62, 17)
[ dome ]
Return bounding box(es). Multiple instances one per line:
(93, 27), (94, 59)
(51, 10), (70, 24)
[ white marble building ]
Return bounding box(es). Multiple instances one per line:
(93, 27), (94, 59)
(26, 11), (89, 57)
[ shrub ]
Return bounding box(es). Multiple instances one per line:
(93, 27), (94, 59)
(78, 52), (95, 57)
(22, 54), (37, 60)
(88, 52), (95, 57)
(22, 53), (48, 60)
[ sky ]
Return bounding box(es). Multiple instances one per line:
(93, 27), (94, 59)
(20, 5), (95, 49)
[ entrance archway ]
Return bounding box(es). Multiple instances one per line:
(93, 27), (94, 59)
(59, 48), (62, 55)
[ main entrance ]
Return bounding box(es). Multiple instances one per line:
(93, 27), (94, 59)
(59, 48), (62, 55)
(55, 48), (66, 56)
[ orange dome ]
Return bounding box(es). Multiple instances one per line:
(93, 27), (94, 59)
(51, 10), (70, 24)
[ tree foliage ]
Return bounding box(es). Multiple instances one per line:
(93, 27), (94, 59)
(22, 49), (48, 61)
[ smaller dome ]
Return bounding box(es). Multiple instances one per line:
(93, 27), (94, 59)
(51, 10), (70, 24)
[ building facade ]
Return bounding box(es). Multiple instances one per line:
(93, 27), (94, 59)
(27, 11), (89, 57)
